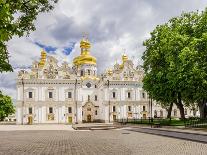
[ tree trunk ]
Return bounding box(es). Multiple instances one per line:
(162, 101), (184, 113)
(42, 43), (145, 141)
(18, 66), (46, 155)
(167, 102), (173, 118)
(175, 92), (185, 119)
(198, 99), (206, 118)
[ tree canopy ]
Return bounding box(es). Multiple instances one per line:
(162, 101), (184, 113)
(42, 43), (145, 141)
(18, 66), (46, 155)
(142, 9), (207, 118)
(0, 0), (58, 72)
(0, 91), (15, 120)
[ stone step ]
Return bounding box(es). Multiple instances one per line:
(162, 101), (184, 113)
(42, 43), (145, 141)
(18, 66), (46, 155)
(73, 125), (120, 130)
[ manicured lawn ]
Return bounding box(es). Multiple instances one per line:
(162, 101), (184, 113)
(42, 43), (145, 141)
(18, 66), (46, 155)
(125, 118), (186, 126)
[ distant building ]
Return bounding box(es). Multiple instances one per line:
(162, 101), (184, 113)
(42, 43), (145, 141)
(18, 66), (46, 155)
(16, 37), (196, 124)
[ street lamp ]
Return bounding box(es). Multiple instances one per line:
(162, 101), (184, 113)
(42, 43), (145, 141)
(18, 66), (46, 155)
(21, 77), (25, 125)
(74, 79), (78, 124)
(107, 80), (110, 123)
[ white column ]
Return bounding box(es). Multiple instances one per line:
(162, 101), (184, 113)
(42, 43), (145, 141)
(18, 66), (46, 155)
(42, 106), (46, 123)
(16, 107), (22, 124)
(123, 105), (127, 118)
(78, 105), (82, 123)
(105, 105), (109, 122)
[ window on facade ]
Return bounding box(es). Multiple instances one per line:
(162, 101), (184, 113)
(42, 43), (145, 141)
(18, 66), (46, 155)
(49, 92), (53, 98)
(95, 85), (97, 88)
(29, 92), (33, 98)
(95, 95), (98, 101)
(143, 106), (146, 111)
(68, 92), (72, 98)
(112, 92), (116, 98)
(88, 95), (90, 101)
(154, 110), (157, 117)
(68, 107), (72, 113)
(128, 106), (131, 111)
(88, 70), (90, 75)
(29, 107), (32, 114)
(49, 107), (53, 114)
(113, 106), (116, 112)
(142, 92), (145, 99)
(184, 108), (187, 115)
(80, 70), (84, 76)
(127, 92), (131, 98)
(174, 109), (177, 116)
(95, 110), (98, 115)
(160, 110), (163, 117)
(87, 108), (91, 111)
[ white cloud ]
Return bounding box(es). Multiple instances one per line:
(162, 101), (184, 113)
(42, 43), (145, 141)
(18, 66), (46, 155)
(1, 0), (207, 101)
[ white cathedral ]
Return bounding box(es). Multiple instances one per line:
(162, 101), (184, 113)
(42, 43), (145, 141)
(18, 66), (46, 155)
(16, 38), (195, 124)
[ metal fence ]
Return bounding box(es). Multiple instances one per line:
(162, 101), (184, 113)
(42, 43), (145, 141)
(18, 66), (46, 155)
(115, 118), (173, 126)
(184, 118), (207, 128)
(115, 117), (207, 128)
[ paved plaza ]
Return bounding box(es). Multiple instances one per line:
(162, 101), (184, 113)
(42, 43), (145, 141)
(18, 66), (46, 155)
(0, 126), (206, 155)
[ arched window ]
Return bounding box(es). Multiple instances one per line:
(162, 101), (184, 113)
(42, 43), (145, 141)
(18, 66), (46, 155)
(143, 106), (146, 111)
(95, 95), (98, 101)
(160, 110), (163, 118)
(174, 109), (177, 117)
(154, 110), (157, 118)
(127, 92), (131, 98)
(80, 70), (84, 76)
(184, 108), (187, 115)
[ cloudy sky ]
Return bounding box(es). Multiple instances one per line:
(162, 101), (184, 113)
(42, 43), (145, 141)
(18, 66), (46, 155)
(1, 0), (207, 102)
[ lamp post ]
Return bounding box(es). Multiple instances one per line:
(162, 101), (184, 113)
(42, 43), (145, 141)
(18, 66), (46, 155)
(150, 97), (153, 128)
(21, 77), (25, 125)
(75, 79), (78, 124)
(107, 80), (110, 123)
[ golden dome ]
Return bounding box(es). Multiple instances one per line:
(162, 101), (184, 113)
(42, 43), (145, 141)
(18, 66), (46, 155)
(122, 54), (128, 63)
(38, 49), (47, 68)
(120, 54), (128, 69)
(73, 38), (96, 66)
(107, 69), (113, 75)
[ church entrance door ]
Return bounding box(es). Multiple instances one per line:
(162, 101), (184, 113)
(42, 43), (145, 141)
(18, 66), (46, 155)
(113, 115), (116, 121)
(87, 115), (91, 122)
(68, 116), (72, 124)
(28, 116), (33, 125)
(143, 114), (146, 119)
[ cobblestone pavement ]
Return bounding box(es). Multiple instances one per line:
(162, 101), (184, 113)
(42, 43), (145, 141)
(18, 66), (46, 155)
(125, 127), (207, 143)
(0, 130), (207, 155)
(0, 125), (74, 131)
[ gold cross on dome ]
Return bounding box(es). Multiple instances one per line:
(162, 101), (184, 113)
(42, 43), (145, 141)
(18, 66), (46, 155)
(123, 48), (126, 55)
(82, 32), (89, 40)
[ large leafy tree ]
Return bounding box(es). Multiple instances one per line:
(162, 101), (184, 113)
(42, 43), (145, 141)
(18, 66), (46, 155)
(0, 91), (15, 120)
(142, 10), (207, 119)
(0, 0), (58, 72)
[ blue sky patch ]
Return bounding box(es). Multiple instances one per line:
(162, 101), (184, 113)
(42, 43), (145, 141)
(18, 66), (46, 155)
(35, 42), (57, 54)
(63, 42), (76, 55)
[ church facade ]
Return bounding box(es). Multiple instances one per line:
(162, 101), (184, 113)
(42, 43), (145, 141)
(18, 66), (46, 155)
(16, 38), (196, 124)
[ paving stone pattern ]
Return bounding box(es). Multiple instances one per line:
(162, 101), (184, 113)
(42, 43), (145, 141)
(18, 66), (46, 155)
(0, 130), (206, 155)
(126, 128), (207, 143)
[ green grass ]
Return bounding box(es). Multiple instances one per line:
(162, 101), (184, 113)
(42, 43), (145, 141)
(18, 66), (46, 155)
(126, 119), (186, 126)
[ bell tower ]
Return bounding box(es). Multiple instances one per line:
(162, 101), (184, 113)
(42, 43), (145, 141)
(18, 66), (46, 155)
(73, 36), (98, 79)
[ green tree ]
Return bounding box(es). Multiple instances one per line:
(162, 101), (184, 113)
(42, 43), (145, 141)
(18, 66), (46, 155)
(0, 0), (58, 72)
(0, 91), (15, 121)
(142, 11), (207, 119)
